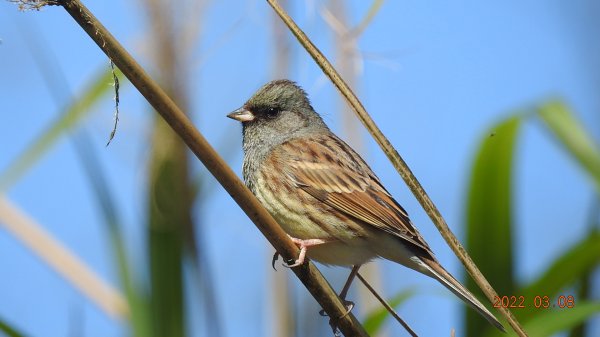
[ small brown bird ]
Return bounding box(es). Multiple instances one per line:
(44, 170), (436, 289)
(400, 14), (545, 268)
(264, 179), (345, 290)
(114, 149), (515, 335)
(227, 79), (505, 332)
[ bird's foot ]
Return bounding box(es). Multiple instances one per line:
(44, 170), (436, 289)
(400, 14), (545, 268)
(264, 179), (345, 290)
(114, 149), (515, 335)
(319, 300), (355, 317)
(320, 300), (355, 337)
(279, 236), (327, 268)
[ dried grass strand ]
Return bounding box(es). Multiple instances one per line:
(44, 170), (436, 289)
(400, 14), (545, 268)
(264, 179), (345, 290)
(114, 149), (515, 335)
(0, 196), (128, 318)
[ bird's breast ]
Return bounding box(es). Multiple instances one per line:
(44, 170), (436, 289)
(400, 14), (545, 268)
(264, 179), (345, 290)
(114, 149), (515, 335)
(243, 149), (379, 266)
(252, 169), (332, 240)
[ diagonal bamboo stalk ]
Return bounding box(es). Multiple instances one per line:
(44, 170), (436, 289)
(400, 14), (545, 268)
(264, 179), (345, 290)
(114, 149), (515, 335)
(265, 0), (527, 335)
(0, 196), (129, 318)
(7, 1), (369, 336)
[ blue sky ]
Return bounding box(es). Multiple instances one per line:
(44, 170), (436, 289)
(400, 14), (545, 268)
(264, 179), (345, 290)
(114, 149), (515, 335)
(0, 1), (599, 336)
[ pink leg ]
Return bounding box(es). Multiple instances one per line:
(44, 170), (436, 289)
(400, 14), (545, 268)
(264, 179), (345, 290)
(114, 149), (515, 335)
(284, 236), (328, 268)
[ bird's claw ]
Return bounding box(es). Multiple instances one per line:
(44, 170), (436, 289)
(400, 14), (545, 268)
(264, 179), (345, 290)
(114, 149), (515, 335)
(319, 300), (355, 317)
(272, 252), (280, 271)
(282, 258), (303, 268)
(321, 300), (355, 337)
(272, 251), (304, 269)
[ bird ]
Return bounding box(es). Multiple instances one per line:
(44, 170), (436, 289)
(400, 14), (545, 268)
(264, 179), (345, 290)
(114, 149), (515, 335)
(227, 79), (505, 332)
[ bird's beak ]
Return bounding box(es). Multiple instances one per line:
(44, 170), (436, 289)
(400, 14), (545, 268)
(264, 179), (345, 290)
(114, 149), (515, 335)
(227, 107), (255, 122)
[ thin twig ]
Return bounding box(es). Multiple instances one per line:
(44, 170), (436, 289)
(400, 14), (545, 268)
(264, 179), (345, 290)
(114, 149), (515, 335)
(266, 0), (526, 335)
(357, 273), (418, 337)
(106, 59), (120, 146)
(11, 1), (368, 336)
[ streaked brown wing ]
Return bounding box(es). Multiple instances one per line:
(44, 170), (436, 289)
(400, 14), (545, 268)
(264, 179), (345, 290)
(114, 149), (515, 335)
(278, 134), (432, 253)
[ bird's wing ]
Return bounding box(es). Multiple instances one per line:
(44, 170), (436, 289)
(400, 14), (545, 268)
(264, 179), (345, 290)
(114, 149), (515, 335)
(278, 135), (432, 253)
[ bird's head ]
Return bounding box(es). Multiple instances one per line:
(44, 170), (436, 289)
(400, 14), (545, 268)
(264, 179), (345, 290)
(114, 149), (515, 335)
(227, 80), (327, 139)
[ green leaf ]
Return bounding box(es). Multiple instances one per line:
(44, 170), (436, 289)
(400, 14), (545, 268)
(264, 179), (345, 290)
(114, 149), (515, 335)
(148, 120), (189, 337)
(465, 116), (522, 335)
(517, 230), (600, 321)
(0, 317), (26, 337)
(523, 301), (600, 337)
(568, 222), (599, 337)
(487, 301), (600, 337)
(0, 67), (121, 191)
(363, 289), (414, 335)
(538, 100), (600, 193)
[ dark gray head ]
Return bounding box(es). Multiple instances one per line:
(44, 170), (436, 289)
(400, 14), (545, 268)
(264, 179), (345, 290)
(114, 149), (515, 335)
(227, 80), (328, 155)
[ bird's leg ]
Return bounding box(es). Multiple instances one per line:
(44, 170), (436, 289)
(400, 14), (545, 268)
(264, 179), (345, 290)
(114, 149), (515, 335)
(320, 265), (362, 336)
(283, 235), (328, 268)
(339, 265), (360, 302)
(320, 265), (361, 320)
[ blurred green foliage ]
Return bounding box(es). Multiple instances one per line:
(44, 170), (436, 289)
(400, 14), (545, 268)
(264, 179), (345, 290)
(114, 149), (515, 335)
(465, 101), (600, 337)
(0, 317), (26, 337)
(362, 288), (415, 335)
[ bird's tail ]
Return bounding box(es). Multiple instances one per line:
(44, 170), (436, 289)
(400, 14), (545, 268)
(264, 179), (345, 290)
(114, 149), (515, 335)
(418, 257), (506, 332)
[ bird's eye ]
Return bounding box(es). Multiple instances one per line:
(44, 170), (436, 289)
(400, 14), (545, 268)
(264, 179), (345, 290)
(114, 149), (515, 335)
(265, 107), (281, 117)
(251, 105), (282, 118)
